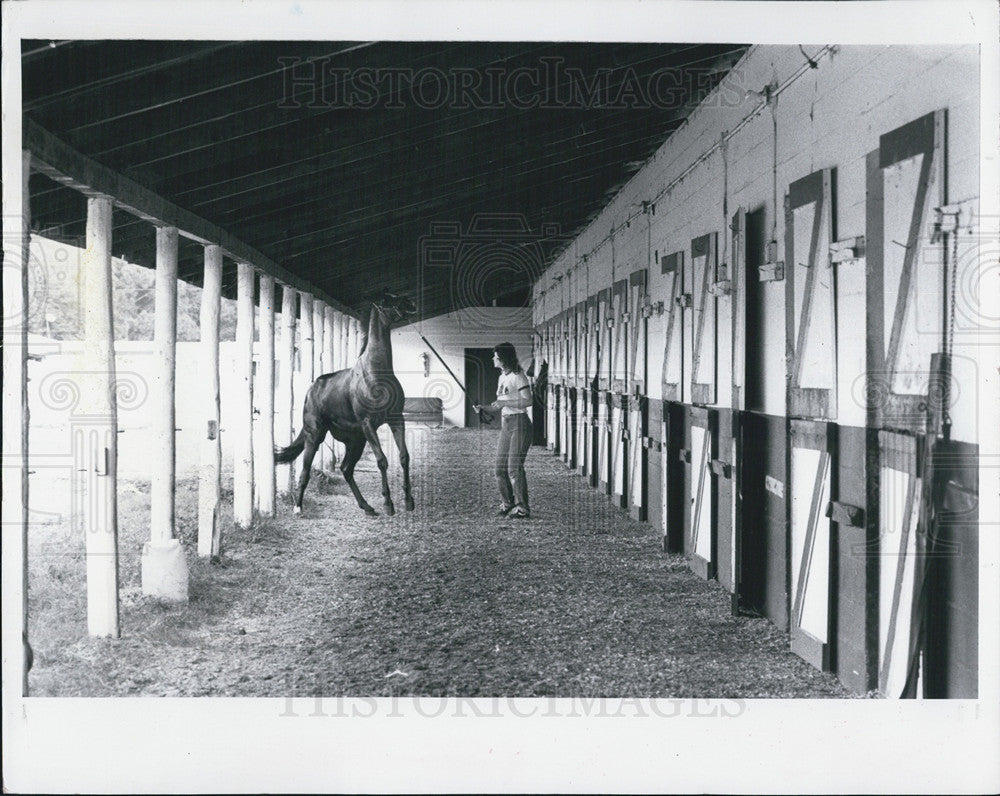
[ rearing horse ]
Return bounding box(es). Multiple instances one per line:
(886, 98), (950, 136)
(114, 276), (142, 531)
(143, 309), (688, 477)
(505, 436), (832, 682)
(275, 290), (416, 516)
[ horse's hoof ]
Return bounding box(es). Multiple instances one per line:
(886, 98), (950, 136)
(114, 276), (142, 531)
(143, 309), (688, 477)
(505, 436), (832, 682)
(405, 498), (415, 511)
(363, 507), (377, 517)
(384, 504), (396, 517)
(293, 505), (302, 516)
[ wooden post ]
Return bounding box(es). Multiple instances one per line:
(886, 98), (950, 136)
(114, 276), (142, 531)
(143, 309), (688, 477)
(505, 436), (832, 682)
(333, 312), (347, 370)
(198, 245), (223, 558)
(142, 225), (189, 600)
(233, 262), (256, 530)
(278, 286), (296, 495)
(81, 195), (120, 637)
(256, 273), (276, 516)
(345, 315), (353, 366)
(324, 306), (342, 465)
(296, 293), (314, 486)
(312, 299), (327, 473)
(4, 151), (32, 689)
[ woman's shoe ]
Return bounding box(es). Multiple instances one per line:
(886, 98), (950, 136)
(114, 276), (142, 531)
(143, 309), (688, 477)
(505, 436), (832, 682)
(498, 504), (514, 516)
(509, 506), (530, 518)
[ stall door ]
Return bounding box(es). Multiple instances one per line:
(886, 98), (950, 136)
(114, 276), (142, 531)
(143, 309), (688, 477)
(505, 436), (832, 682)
(788, 419), (835, 671)
(689, 233), (718, 406)
(687, 407), (716, 580)
(786, 168), (837, 420)
(627, 268), (649, 521)
(729, 207), (747, 611)
(610, 279), (628, 506)
(575, 301), (588, 475)
(597, 288), (611, 491)
(545, 320), (558, 452)
(867, 111), (946, 433)
(660, 250), (685, 401)
(584, 296), (599, 481)
(877, 431), (923, 698)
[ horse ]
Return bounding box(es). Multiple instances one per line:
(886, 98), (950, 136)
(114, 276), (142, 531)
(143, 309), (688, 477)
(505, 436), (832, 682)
(275, 290), (417, 517)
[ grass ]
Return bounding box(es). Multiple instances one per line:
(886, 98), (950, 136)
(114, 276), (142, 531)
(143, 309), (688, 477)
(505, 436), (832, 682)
(27, 428), (855, 698)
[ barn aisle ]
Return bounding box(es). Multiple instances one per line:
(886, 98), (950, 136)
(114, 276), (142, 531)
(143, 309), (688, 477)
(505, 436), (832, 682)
(29, 426), (849, 698)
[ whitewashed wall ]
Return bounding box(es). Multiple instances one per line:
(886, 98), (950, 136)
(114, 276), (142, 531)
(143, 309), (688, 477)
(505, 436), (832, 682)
(533, 44), (981, 442)
(392, 307), (534, 427)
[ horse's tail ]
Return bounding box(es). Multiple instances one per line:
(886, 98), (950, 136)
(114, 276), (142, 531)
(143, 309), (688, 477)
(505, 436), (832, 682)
(274, 430), (305, 463)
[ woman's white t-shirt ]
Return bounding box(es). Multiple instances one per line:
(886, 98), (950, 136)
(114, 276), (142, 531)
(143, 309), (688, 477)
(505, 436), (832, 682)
(497, 370), (531, 416)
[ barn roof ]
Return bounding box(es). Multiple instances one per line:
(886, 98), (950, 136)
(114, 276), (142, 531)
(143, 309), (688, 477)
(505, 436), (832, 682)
(22, 40), (748, 320)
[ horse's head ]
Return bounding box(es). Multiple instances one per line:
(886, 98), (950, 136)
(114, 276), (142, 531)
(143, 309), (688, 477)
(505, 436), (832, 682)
(370, 289), (417, 324)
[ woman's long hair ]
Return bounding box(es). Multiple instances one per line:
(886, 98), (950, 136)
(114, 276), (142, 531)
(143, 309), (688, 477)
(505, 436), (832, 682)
(493, 342), (521, 373)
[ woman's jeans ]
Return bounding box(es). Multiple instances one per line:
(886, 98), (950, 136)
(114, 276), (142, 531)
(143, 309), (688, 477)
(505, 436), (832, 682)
(496, 413), (532, 510)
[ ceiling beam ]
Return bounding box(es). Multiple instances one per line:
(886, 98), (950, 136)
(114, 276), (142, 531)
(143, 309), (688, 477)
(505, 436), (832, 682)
(23, 118), (362, 317)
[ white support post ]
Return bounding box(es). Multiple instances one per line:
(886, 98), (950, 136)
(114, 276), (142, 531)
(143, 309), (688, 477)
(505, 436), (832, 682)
(353, 318), (362, 361)
(142, 225), (189, 601)
(256, 273), (276, 516)
(4, 151), (32, 690)
(278, 286), (296, 495)
(296, 293), (314, 486)
(233, 262), (255, 530)
(197, 245), (223, 558)
(81, 195), (120, 638)
(344, 315), (353, 366)
(332, 311), (342, 371)
(312, 299), (327, 473)
(323, 306), (341, 465)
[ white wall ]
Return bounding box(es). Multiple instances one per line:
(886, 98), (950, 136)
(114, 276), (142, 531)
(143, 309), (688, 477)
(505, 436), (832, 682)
(533, 44), (982, 442)
(392, 306), (534, 427)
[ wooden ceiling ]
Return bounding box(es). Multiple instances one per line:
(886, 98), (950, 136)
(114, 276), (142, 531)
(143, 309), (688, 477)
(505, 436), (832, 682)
(23, 40), (748, 319)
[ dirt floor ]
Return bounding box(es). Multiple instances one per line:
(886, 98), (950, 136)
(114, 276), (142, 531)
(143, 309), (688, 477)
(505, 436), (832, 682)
(28, 426), (853, 697)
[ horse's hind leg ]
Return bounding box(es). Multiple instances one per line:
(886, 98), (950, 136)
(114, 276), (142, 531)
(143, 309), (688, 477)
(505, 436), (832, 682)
(360, 418), (394, 516)
(294, 429), (323, 515)
(388, 416), (414, 511)
(340, 433), (377, 516)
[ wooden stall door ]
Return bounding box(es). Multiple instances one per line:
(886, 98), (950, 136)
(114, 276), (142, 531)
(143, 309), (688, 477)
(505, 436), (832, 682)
(867, 111), (946, 434)
(789, 419), (836, 671)
(627, 269), (649, 521)
(597, 288), (611, 491)
(687, 407), (716, 580)
(610, 279), (628, 506)
(660, 250), (686, 402)
(785, 168), (837, 420)
(690, 232), (718, 406)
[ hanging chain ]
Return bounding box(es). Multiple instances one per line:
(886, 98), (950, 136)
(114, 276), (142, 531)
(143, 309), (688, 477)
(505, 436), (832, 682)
(941, 220), (960, 435)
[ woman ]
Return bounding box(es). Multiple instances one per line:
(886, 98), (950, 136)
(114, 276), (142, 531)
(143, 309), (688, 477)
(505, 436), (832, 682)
(474, 342), (533, 519)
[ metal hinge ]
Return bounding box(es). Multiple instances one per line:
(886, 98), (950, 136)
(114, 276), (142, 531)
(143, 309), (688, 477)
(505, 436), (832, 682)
(709, 280), (733, 297)
(830, 235), (866, 265)
(674, 293), (692, 309)
(758, 262), (784, 282)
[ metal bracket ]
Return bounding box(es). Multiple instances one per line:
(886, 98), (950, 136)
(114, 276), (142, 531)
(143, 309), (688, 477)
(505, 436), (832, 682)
(931, 199), (977, 241)
(606, 318), (615, 328)
(765, 475), (784, 499)
(675, 293), (692, 309)
(622, 428), (631, 441)
(758, 262), (785, 282)
(830, 235), (866, 265)
(709, 459), (732, 479)
(709, 279), (733, 297)
(826, 500), (865, 528)
(621, 312), (631, 324)
(678, 448), (691, 464)
(641, 300), (664, 317)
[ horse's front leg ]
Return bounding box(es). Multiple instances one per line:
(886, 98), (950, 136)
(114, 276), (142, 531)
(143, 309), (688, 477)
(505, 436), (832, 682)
(388, 416), (414, 511)
(360, 418), (394, 516)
